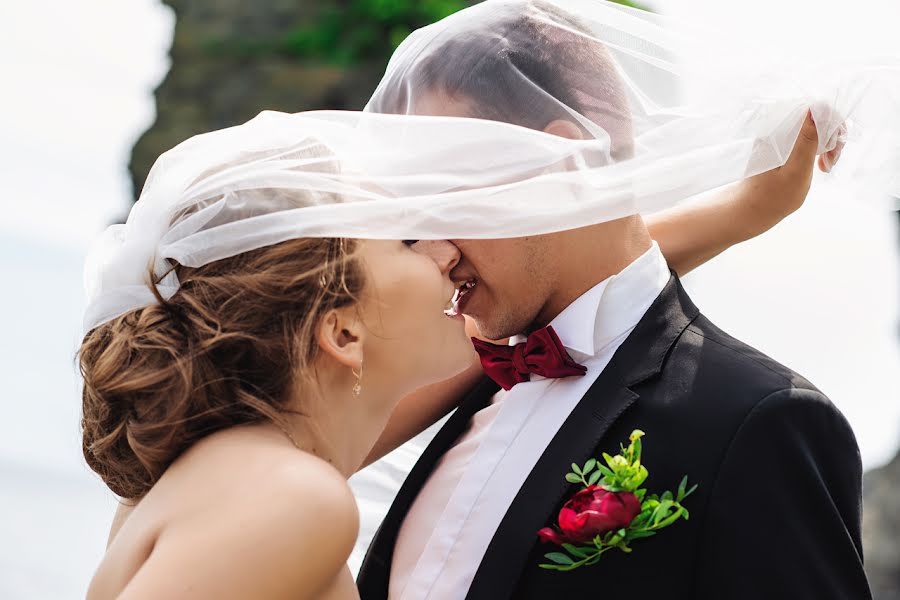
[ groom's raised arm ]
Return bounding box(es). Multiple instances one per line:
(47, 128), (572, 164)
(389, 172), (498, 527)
(694, 387), (871, 599)
(647, 110), (841, 276)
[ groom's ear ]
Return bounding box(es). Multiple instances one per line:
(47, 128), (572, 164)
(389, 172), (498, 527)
(315, 307), (365, 369)
(543, 119), (584, 140)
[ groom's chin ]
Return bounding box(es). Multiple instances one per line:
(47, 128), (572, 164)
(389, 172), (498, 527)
(467, 314), (520, 343)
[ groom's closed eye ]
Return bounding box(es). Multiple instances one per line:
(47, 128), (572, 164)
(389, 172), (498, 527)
(403, 240), (420, 247)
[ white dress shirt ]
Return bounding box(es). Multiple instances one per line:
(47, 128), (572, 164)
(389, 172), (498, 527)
(389, 242), (670, 600)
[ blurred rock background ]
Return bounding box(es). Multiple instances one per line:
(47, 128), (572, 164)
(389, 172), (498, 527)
(128, 0), (475, 196)
(865, 204), (900, 598)
(128, 1), (899, 597)
(867, 451), (900, 599)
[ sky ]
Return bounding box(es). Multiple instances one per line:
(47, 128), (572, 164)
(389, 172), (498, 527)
(0, 0), (173, 245)
(0, 0), (897, 597)
(0, 2), (174, 597)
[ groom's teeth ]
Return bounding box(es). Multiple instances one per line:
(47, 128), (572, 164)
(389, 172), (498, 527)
(457, 279), (476, 295)
(445, 279), (476, 317)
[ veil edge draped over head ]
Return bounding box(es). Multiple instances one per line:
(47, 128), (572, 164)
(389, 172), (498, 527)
(82, 0), (900, 334)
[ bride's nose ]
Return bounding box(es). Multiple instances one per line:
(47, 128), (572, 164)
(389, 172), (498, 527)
(414, 240), (461, 274)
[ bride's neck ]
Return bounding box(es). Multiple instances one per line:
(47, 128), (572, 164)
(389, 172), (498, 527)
(279, 365), (398, 479)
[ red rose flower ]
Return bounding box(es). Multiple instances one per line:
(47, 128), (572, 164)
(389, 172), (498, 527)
(538, 485), (641, 545)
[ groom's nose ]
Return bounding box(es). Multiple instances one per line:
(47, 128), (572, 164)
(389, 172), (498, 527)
(413, 240), (461, 274)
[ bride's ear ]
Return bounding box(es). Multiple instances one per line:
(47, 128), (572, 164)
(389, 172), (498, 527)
(543, 119), (584, 140)
(315, 307), (365, 369)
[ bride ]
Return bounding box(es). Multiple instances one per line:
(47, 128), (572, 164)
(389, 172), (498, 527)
(79, 111), (839, 599)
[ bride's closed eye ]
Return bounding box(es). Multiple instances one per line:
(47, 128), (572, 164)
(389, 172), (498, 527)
(402, 240), (420, 247)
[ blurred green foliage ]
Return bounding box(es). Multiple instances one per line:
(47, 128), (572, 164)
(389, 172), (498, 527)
(281, 0), (470, 64)
(203, 0), (649, 66)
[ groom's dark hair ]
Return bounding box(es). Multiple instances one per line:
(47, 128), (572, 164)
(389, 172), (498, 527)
(369, 0), (635, 160)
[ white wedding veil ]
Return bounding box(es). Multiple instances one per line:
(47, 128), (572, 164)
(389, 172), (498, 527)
(82, 0), (900, 334)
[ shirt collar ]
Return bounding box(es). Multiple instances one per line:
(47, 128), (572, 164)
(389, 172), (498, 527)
(511, 241), (669, 359)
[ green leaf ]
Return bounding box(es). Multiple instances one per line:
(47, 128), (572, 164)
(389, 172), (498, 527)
(583, 458), (597, 475)
(642, 497), (660, 511)
(544, 552), (575, 565)
(637, 465), (648, 483)
(677, 475), (688, 501)
(683, 483), (699, 500)
(562, 543), (595, 558)
(610, 454), (629, 470)
(653, 499), (674, 526)
(588, 470), (603, 486)
(627, 529), (657, 539)
(632, 437), (642, 463)
(602, 452), (616, 468)
(654, 506), (685, 529)
(635, 488), (647, 502)
(565, 473), (582, 484)
(661, 490), (674, 503)
(629, 510), (651, 528)
(571, 462), (583, 476)
(597, 465), (615, 479)
(624, 468), (648, 491)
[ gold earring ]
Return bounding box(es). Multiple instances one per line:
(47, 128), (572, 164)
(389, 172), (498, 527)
(352, 359), (363, 397)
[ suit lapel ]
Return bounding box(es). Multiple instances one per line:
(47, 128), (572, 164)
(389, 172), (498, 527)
(357, 376), (500, 600)
(465, 274), (699, 600)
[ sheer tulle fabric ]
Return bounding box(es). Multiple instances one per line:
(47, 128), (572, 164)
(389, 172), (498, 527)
(83, 0), (900, 333)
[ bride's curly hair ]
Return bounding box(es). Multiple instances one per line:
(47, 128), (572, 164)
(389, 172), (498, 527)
(79, 236), (363, 500)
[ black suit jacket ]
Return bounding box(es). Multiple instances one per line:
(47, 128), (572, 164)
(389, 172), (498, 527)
(357, 275), (871, 600)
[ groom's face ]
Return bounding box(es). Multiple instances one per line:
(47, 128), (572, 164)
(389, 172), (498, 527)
(449, 236), (556, 340)
(408, 93), (584, 339)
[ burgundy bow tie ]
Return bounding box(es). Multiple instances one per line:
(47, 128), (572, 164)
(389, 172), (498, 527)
(472, 325), (587, 391)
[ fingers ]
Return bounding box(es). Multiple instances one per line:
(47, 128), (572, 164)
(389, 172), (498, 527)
(807, 108), (848, 173)
(818, 143), (844, 172)
(793, 109), (820, 157)
(816, 122), (847, 173)
(799, 109), (819, 146)
(783, 110), (819, 174)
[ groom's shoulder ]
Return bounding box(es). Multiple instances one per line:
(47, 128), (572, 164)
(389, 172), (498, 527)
(677, 313), (820, 395)
(655, 311), (858, 465)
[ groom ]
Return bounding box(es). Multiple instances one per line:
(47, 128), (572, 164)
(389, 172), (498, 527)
(358, 3), (870, 599)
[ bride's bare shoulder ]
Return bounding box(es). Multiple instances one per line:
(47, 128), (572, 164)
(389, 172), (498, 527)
(184, 427), (360, 533)
(213, 441), (360, 561)
(114, 429), (360, 598)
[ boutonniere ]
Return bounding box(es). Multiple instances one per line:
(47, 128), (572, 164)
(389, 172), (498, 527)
(537, 430), (697, 571)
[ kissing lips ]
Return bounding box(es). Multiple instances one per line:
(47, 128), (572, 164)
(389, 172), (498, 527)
(444, 279), (477, 318)
(454, 279), (477, 315)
